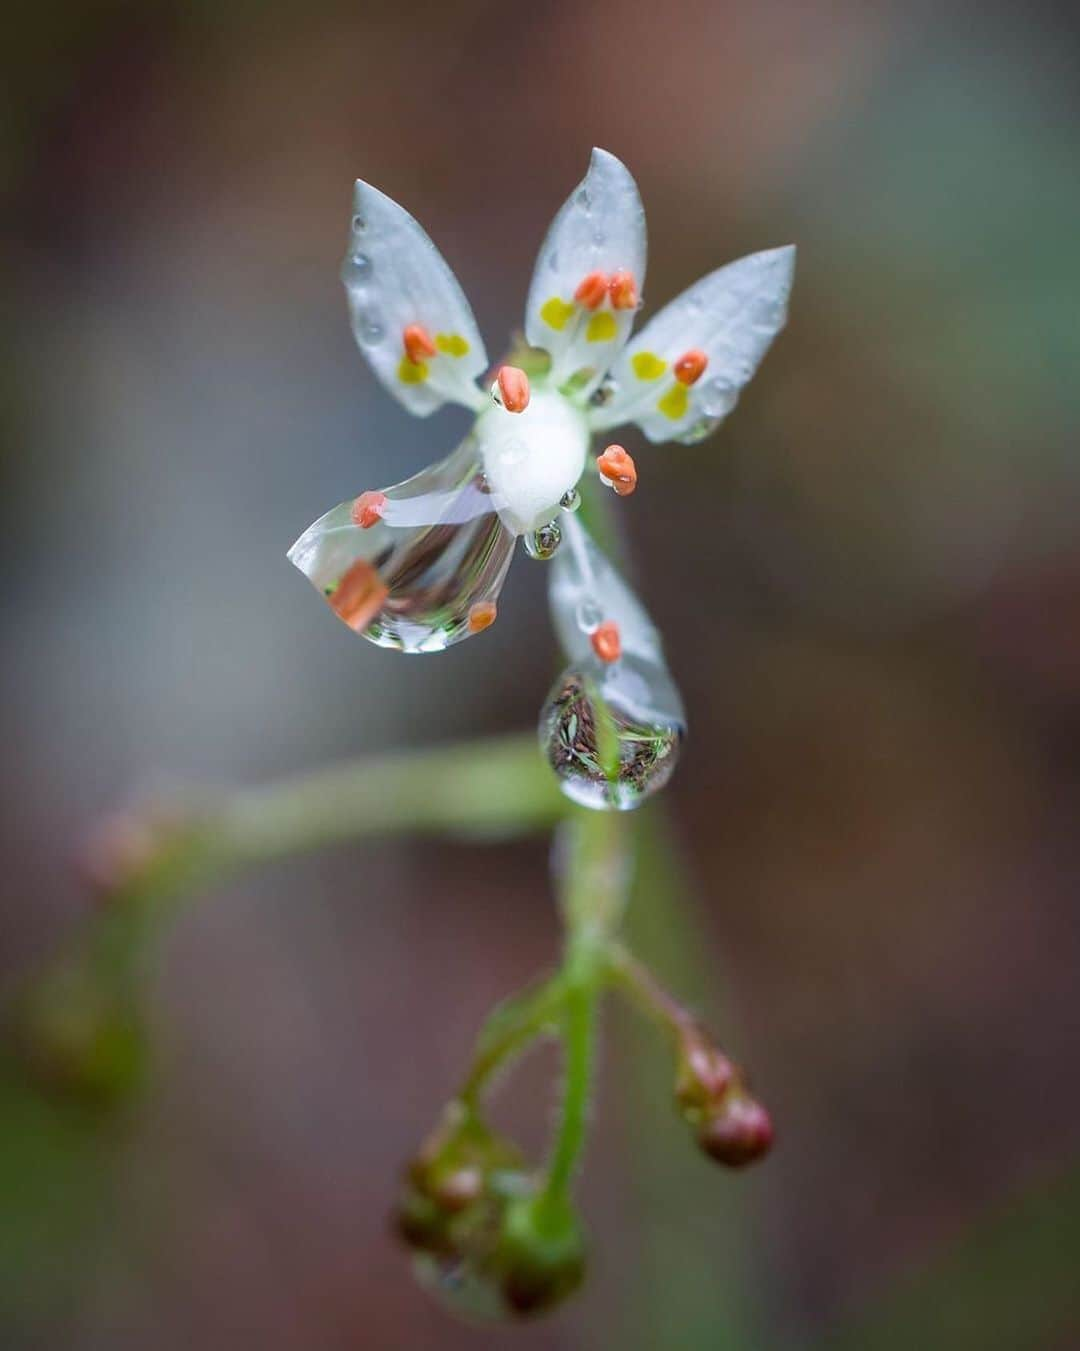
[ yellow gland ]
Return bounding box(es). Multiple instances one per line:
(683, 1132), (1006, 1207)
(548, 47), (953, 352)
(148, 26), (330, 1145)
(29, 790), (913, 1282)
(658, 382), (689, 420)
(435, 333), (470, 357)
(586, 312), (617, 343)
(631, 351), (667, 381)
(397, 356), (429, 384)
(541, 296), (576, 331)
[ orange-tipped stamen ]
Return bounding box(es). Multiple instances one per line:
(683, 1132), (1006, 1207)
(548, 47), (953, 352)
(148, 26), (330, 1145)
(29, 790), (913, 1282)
(403, 324), (437, 364)
(467, 600), (498, 634)
(591, 620), (621, 664)
(496, 365), (530, 413)
(609, 270), (638, 310)
(329, 559), (388, 633)
(574, 270), (610, 310)
(674, 348), (709, 385)
(596, 444), (637, 497)
(351, 490), (388, 528)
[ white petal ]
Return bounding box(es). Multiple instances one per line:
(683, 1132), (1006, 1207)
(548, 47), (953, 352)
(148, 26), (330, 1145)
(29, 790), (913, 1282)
(475, 388), (589, 535)
(592, 246), (795, 443)
(524, 149), (647, 392)
(342, 180), (488, 416)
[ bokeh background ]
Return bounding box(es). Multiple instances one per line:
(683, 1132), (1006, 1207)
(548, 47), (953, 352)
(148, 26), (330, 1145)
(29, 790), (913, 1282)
(3, 0), (1079, 1347)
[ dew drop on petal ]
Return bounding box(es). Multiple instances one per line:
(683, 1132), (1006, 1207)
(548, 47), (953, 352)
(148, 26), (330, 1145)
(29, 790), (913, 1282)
(575, 599), (602, 633)
(589, 378), (618, 408)
(355, 310), (385, 345)
(524, 521), (562, 560)
(348, 251), (373, 278)
(699, 377), (739, 419)
(559, 487), (581, 513)
(351, 213), (365, 232)
(287, 438), (514, 653)
(539, 662), (685, 811)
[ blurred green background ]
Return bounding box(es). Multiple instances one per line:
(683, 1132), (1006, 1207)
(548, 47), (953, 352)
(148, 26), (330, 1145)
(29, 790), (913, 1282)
(3, 0), (1079, 1347)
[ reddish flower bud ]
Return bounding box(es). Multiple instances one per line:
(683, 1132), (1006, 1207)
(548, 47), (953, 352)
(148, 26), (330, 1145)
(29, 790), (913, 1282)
(403, 323), (437, 363)
(596, 444), (637, 496)
(673, 348), (709, 386)
(350, 490), (387, 529)
(590, 621), (621, 664)
(697, 1093), (774, 1168)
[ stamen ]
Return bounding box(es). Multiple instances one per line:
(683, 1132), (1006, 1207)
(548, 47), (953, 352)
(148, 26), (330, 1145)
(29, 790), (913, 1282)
(674, 349), (709, 385)
(496, 365), (531, 413)
(350, 490), (388, 528)
(608, 270), (639, 310)
(329, 559), (389, 633)
(467, 600), (498, 633)
(591, 620), (621, 664)
(596, 444), (638, 497)
(402, 323), (437, 364)
(574, 270), (610, 310)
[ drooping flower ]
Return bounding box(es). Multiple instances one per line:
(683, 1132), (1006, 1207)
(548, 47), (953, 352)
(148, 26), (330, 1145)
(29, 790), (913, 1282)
(287, 149), (794, 655)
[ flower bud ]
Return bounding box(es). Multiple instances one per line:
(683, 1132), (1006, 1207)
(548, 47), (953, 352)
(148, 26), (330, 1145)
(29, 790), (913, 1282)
(493, 1194), (586, 1317)
(697, 1092), (774, 1168)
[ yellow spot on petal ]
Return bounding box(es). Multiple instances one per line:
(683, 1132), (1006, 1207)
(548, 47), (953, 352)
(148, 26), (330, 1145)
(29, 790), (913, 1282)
(586, 311), (617, 343)
(658, 383), (689, 420)
(540, 296), (576, 331)
(631, 351), (667, 381)
(436, 333), (469, 357)
(398, 356), (429, 384)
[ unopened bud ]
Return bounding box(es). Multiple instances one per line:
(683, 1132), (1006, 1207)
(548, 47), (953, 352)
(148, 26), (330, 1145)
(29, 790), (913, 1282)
(495, 1195), (586, 1318)
(697, 1092), (774, 1168)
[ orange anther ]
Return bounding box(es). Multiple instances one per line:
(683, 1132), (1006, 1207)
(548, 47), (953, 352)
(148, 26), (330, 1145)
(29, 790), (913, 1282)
(674, 348), (709, 385)
(591, 621), (621, 664)
(329, 559), (388, 633)
(609, 270), (638, 310)
(351, 490), (387, 528)
(403, 323), (437, 363)
(596, 444), (637, 497)
(574, 270), (610, 310)
(496, 364), (530, 413)
(467, 600), (498, 633)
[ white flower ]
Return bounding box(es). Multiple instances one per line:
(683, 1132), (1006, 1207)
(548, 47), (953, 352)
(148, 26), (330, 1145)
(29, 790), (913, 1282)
(289, 149), (794, 653)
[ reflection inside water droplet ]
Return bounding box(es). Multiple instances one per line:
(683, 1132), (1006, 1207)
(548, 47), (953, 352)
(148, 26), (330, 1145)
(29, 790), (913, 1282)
(559, 488), (581, 513)
(539, 664), (684, 811)
(524, 521), (562, 560)
(287, 438), (514, 653)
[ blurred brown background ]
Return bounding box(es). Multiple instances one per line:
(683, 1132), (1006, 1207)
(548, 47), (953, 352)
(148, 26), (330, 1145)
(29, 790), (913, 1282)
(3, 0), (1080, 1347)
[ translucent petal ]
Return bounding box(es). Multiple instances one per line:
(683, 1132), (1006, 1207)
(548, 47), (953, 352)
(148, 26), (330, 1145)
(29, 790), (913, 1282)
(343, 180), (488, 416)
(591, 246), (795, 443)
(540, 517), (685, 810)
(524, 149), (647, 393)
(287, 438), (514, 653)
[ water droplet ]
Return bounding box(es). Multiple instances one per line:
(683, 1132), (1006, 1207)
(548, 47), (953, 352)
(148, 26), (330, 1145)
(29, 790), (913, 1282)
(575, 188), (591, 210)
(356, 311), (385, 345)
(575, 599), (601, 633)
(490, 379), (503, 407)
(348, 251), (373, 277)
(287, 438), (514, 653)
(699, 377), (738, 418)
(681, 416), (718, 444)
(589, 378), (618, 408)
(351, 213), (365, 232)
(559, 488), (581, 513)
(592, 226), (606, 246)
(524, 521), (562, 560)
(539, 664), (685, 811)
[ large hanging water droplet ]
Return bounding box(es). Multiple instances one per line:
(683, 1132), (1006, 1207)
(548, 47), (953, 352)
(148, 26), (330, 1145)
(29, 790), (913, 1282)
(539, 663), (685, 811)
(288, 438), (514, 653)
(524, 520), (562, 560)
(542, 515), (686, 810)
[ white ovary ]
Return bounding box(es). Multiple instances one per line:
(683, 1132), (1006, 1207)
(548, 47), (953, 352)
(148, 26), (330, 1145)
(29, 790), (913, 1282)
(475, 388), (589, 535)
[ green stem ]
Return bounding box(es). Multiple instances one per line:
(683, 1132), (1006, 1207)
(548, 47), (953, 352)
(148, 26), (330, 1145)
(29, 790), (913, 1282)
(539, 811), (629, 1209)
(458, 974), (566, 1111)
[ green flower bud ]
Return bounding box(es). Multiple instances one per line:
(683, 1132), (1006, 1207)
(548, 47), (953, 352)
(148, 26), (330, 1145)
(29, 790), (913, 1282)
(492, 1194), (586, 1317)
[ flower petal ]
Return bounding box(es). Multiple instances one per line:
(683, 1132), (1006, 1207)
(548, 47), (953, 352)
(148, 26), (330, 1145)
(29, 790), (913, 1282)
(342, 180), (488, 416)
(591, 246), (795, 443)
(524, 149), (647, 393)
